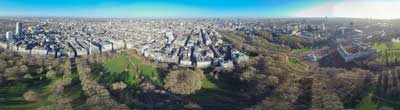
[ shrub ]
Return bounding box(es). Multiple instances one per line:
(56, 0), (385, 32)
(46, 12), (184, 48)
(23, 90), (38, 102)
(164, 68), (205, 95)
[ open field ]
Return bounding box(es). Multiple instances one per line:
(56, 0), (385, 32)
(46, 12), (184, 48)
(289, 57), (301, 64)
(128, 53), (162, 85)
(355, 94), (379, 110)
(0, 66), (86, 110)
(202, 77), (218, 89)
(291, 48), (311, 55)
(372, 42), (400, 63)
(188, 75), (251, 110)
(0, 80), (53, 110)
(99, 52), (162, 87)
(355, 94), (400, 110)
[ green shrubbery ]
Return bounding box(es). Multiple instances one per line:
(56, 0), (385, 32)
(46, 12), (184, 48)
(164, 68), (205, 95)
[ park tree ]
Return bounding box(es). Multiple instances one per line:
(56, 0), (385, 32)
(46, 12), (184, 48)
(46, 70), (57, 79)
(236, 54), (308, 96)
(4, 67), (18, 79)
(36, 67), (44, 74)
(0, 59), (7, 72)
(249, 81), (300, 110)
(164, 68), (205, 95)
(19, 65), (29, 73)
(376, 67), (400, 101)
(111, 81), (127, 90)
(312, 68), (374, 107)
(60, 60), (72, 76)
(76, 60), (128, 110)
(311, 79), (344, 110)
(255, 30), (273, 42)
(23, 90), (38, 102)
(23, 74), (33, 79)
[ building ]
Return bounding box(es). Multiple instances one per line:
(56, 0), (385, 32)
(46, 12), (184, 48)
(304, 54), (318, 62)
(337, 43), (375, 62)
(322, 23), (326, 31)
(392, 37), (400, 43)
(16, 22), (23, 36)
(166, 31), (174, 44)
(6, 31), (13, 41)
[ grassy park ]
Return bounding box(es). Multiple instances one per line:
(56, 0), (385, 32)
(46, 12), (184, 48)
(202, 77), (218, 89)
(0, 80), (53, 110)
(291, 48), (311, 55)
(98, 52), (162, 87)
(372, 42), (400, 63)
(355, 94), (379, 110)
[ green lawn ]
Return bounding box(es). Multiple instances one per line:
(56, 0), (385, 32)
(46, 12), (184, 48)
(104, 54), (131, 73)
(289, 57), (301, 64)
(0, 80), (53, 110)
(287, 57), (309, 72)
(188, 78), (247, 109)
(372, 42), (400, 63)
(202, 77), (218, 89)
(190, 90), (237, 104)
(356, 94), (378, 110)
(129, 55), (161, 85)
(101, 52), (161, 86)
(355, 94), (398, 110)
(291, 48), (311, 55)
(0, 58), (86, 110)
(101, 53), (138, 86)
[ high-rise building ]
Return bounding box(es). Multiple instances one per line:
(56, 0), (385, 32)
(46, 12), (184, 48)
(6, 31), (13, 41)
(322, 23), (326, 31)
(16, 22), (22, 36)
(87, 39), (92, 55)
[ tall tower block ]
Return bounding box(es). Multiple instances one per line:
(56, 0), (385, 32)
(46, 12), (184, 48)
(16, 22), (22, 36)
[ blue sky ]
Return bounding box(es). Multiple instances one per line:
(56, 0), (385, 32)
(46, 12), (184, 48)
(0, 0), (329, 18)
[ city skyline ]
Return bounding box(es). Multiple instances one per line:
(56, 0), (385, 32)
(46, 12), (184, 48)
(0, 0), (324, 18)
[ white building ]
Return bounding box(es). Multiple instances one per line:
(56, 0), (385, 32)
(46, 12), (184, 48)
(392, 37), (400, 43)
(16, 22), (22, 36)
(166, 31), (174, 44)
(337, 44), (374, 62)
(6, 31), (13, 41)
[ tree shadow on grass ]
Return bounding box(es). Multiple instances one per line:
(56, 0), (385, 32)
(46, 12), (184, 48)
(90, 64), (132, 86)
(187, 88), (252, 110)
(0, 77), (52, 107)
(186, 73), (256, 110)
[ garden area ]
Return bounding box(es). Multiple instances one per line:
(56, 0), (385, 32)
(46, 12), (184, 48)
(291, 48), (311, 55)
(94, 52), (162, 88)
(372, 42), (400, 63)
(0, 79), (52, 110)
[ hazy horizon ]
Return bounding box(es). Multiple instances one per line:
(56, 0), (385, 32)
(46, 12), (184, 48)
(0, 0), (399, 19)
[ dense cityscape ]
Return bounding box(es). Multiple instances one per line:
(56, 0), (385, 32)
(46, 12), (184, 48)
(0, 18), (249, 68)
(0, 17), (399, 110)
(0, 18), (390, 68)
(1, 0), (400, 110)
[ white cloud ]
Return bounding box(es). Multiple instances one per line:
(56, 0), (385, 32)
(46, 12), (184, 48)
(295, 0), (400, 19)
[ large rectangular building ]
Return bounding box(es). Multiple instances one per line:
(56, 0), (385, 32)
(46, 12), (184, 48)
(6, 31), (13, 41)
(16, 22), (22, 36)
